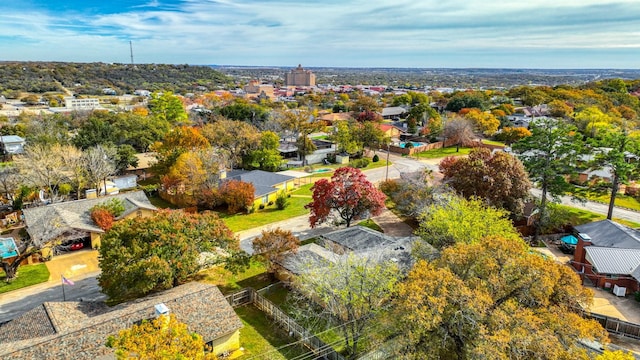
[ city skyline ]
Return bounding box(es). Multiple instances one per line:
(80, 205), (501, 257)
(1, 0), (639, 69)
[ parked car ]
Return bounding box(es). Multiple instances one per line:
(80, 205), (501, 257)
(70, 242), (84, 251)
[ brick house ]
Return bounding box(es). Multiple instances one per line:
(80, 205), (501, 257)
(571, 219), (640, 295)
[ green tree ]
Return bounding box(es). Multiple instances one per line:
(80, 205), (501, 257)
(148, 91), (188, 124)
(293, 254), (399, 359)
(334, 121), (361, 154)
(513, 117), (585, 240)
(245, 131), (282, 171)
(589, 127), (640, 219)
(392, 236), (607, 360)
(98, 210), (237, 303)
(416, 196), (520, 249)
(201, 119), (260, 169)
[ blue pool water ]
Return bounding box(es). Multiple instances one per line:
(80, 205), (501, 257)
(399, 142), (425, 148)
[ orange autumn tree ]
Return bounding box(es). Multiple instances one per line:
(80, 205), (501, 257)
(219, 179), (255, 214)
(392, 236), (607, 359)
(106, 314), (217, 360)
(252, 228), (300, 275)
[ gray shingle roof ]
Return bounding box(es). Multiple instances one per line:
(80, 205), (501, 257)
(574, 220), (640, 249)
(584, 247), (640, 276)
(224, 170), (295, 198)
(321, 226), (397, 251)
(22, 191), (157, 246)
(277, 243), (336, 275)
(0, 282), (242, 359)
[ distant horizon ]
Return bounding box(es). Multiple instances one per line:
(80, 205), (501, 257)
(1, 60), (638, 72)
(1, 1), (639, 69)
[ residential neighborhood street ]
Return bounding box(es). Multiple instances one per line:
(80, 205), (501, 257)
(1, 152), (639, 328)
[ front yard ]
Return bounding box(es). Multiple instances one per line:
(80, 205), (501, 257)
(0, 263), (50, 294)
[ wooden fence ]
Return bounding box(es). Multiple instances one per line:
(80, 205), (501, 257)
(583, 312), (640, 340)
(225, 288), (346, 360)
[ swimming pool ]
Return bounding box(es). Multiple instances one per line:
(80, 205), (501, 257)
(398, 141), (425, 148)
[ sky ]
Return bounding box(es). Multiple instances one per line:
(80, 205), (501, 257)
(1, 0), (639, 69)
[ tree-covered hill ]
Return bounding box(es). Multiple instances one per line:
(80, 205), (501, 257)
(0, 62), (232, 96)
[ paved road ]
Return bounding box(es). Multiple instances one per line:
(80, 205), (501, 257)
(529, 189), (640, 223)
(0, 271), (104, 324)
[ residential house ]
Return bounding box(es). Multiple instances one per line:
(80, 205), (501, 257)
(274, 226), (432, 283)
(223, 169), (295, 208)
(571, 219), (640, 295)
(380, 106), (407, 120)
(378, 124), (405, 141)
(0, 135), (26, 155)
(125, 152), (157, 180)
(22, 191), (157, 259)
(0, 282), (243, 359)
(317, 111), (352, 126)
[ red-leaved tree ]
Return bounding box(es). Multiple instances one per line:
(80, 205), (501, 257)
(220, 179), (255, 214)
(306, 167), (386, 227)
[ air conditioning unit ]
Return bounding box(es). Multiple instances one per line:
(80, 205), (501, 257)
(613, 284), (627, 297)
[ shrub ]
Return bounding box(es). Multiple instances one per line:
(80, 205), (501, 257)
(259, 204), (265, 210)
(140, 184), (159, 197)
(90, 198), (125, 217)
(268, 201), (274, 206)
(276, 192), (289, 210)
(350, 158), (371, 169)
(58, 183), (72, 196)
(635, 291), (640, 302)
(379, 179), (400, 196)
(372, 154), (380, 163)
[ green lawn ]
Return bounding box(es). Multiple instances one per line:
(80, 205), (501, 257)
(357, 219), (383, 232)
(0, 263), (50, 294)
(482, 139), (506, 146)
(581, 192), (640, 212)
(194, 260), (277, 294)
(221, 197), (310, 232)
(147, 194), (179, 209)
(291, 183), (314, 196)
(235, 306), (313, 360)
(417, 146), (472, 159)
(558, 205), (640, 229)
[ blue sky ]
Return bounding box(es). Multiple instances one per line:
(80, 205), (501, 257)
(1, 0), (639, 68)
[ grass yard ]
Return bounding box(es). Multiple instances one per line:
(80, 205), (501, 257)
(221, 196), (310, 232)
(416, 146), (472, 159)
(291, 183), (314, 196)
(235, 306), (313, 360)
(357, 219), (383, 232)
(482, 139), (506, 146)
(147, 194), (180, 209)
(194, 260), (277, 294)
(558, 205), (640, 229)
(581, 192), (640, 212)
(0, 263), (50, 294)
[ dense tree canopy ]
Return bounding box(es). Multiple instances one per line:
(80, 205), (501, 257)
(98, 210), (237, 303)
(439, 148), (531, 215)
(392, 236), (607, 360)
(416, 196), (521, 249)
(106, 314), (217, 360)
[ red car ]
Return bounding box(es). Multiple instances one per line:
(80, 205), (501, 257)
(70, 242), (84, 251)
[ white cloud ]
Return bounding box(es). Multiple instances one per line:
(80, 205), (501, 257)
(0, 0), (639, 67)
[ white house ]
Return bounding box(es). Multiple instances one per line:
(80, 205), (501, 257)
(0, 135), (26, 155)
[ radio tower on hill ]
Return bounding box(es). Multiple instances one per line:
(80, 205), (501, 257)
(129, 41), (134, 65)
